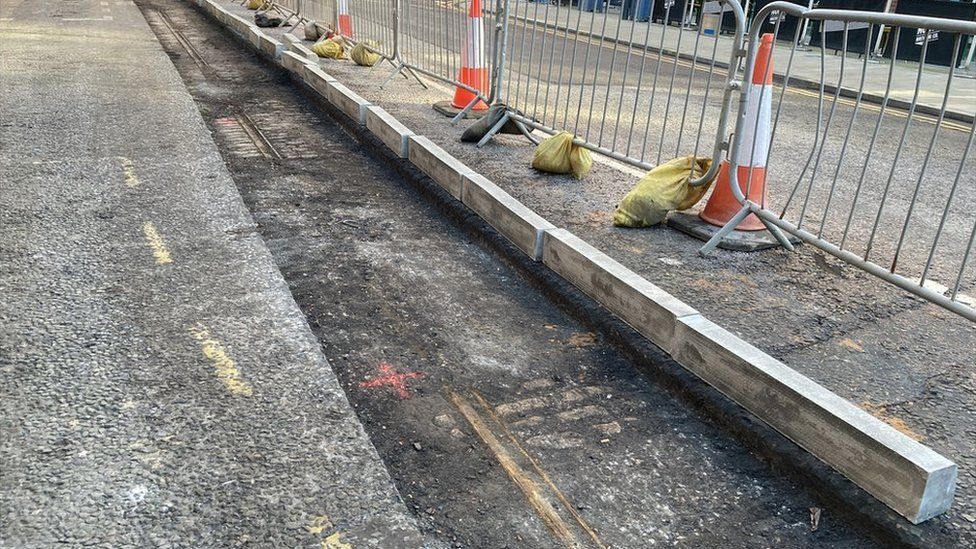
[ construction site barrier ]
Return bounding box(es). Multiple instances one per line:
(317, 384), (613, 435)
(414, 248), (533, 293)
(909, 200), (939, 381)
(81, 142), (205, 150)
(484, 0), (746, 181)
(259, 0), (973, 322)
(701, 1), (976, 322)
(340, 0), (397, 57)
(392, 0), (502, 112)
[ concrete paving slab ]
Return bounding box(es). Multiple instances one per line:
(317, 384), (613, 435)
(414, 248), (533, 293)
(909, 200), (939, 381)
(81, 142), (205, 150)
(461, 173), (555, 261)
(365, 106), (414, 158)
(673, 314), (957, 524)
(407, 135), (472, 200)
(542, 228), (699, 355)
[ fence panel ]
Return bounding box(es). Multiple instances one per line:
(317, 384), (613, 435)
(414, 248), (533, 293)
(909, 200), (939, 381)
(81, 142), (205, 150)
(397, 0), (502, 103)
(343, 0), (398, 59)
(494, 0), (746, 176)
(716, 1), (976, 321)
(299, 0), (338, 30)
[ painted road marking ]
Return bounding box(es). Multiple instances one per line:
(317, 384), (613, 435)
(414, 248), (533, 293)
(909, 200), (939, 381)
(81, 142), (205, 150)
(119, 156), (140, 187)
(321, 532), (352, 549)
(142, 222), (172, 265)
(189, 324), (254, 396)
(359, 361), (424, 399)
(306, 515), (333, 535)
(449, 389), (606, 548)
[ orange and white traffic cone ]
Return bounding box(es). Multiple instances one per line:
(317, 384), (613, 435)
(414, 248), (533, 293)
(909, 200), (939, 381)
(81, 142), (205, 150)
(451, 0), (489, 111)
(700, 32), (776, 231)
(337, 0), (353, 38)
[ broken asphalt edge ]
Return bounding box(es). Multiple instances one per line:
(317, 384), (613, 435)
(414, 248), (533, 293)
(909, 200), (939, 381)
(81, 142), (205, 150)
(192, 0), (957, 527)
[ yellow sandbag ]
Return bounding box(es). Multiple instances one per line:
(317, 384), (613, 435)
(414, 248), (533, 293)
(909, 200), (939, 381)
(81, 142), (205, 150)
(246, 0), (264, 10)
(350, 41), (381, 67)
(311, 37), (345, 59)
(613, 156), (713, 228)
(531, 132), (592, 179)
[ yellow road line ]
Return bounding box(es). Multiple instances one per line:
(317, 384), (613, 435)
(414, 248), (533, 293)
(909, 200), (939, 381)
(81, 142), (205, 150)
(321, 532), (352, 549)
(119, 156), (140, 188)
(189, 324), (254, 397)
(142, 222), (173, 265)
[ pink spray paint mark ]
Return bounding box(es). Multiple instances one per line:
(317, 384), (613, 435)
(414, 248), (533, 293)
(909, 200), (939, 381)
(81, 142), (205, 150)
(359, 362), (424, 399)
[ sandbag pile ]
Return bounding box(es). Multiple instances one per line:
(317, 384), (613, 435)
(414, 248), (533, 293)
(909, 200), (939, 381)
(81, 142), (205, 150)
(613, 156), (714, 228)
(531, 132), (592, 179)
(312, 37), (346, 59)
(350, 41), (381, 67)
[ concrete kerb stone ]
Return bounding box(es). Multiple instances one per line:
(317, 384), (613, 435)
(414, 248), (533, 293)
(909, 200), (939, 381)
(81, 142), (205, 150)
(212, 5), (229, 24)
(280, 50), (310, 75)
(461, 174), (555, 261)
(303, 65), (337, 97)
(542, 228), (698, 354)
(258, 33), (284, 60)
(326, 81), (372, 125)
(365, 107), (414, 158)
(407, 135), (472, 200)
(279, 31), (319, 62)
(230, 14), (254, 36)
(673, 314), (957, 524)
(246, 26), (263, 50)
(291, 42), (320, 63)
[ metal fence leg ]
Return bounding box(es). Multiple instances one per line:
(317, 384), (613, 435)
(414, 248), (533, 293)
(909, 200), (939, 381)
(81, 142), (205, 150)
(403, 65), (428, 88)
(381, 62), (427, 90)
(477, 111), (512, 148)
(760, 218), (796, 252)
(698, 205), (752, 256)
(451, 97), (482, 125)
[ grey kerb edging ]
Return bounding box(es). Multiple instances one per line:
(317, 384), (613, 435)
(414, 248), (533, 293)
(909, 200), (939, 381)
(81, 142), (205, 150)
(195, 0), (957, 524)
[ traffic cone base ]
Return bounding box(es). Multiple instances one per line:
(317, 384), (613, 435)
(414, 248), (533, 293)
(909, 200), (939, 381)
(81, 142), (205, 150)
(700, 161), (766, 231)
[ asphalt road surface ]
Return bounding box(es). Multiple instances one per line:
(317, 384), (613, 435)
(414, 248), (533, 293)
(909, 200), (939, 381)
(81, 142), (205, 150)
(0, 0), (422, 546)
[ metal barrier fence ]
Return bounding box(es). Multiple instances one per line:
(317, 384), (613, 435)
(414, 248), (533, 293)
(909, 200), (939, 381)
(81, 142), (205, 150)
(344, 0), (398, 59)
(287, 0), (502, 107)
(296, 0), (336, 25)
(251, 0), (974, 321)
(385, 0), (504, 111)
(703, 1), (976, 321)
(484, 0), (746, 184)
